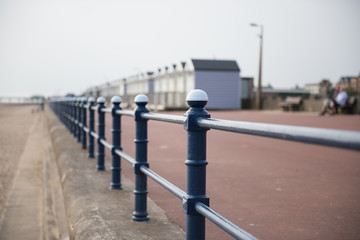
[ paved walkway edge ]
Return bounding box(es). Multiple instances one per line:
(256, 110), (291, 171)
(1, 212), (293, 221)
(45, 108), (185, 240)
(43, 113), (70, 240)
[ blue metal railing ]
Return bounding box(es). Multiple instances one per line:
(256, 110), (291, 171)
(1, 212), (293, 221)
(48, 89), (360, 240)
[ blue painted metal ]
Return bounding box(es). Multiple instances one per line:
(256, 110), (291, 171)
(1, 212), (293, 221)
(48, 88), (360, 240)
(111, 96), (122, 190)
(97, 97), (106, 171)
(66, 99), (70, 130)
(81, 97), (87, 149)
(72, 98), (77, 137)
(183, 89), (210, 240)
(88, 97), (95, 158)
(132, 94), (150, 222)
(77, 98), (81, 143)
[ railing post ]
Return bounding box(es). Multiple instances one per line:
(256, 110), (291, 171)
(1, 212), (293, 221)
(77, 97), (81, 143)
(132, 94), (149, 222)
(81, 97), (87, 149)
(88, 97), (95, 158)
(64, 100), (68, 126)
(110, 96), (122, 190)
(74, 98), (78, 138)
(183, 89), (210, 240)
(97, 97), (106, 171)
(66, 99), (71, 131)
(72, 98), (77, 137)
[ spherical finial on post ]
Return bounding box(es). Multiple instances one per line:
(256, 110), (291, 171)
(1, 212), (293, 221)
(111, 96), (122, 105)
(134, 94), (149, 107)
(186, 89), (208, 108)
(81, 96), (87, 104)
(88, 97), (95, 104)
(97, 97), (106, 104)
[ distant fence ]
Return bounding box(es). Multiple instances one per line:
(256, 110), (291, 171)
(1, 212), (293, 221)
(48, 89), (360, 240)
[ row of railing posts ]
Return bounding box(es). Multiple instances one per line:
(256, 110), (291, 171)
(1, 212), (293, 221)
(49, 90), (360, 240)
(61, 90), (360, 239)
(53, 86), (360, 240)
(50, 91), (226, 239)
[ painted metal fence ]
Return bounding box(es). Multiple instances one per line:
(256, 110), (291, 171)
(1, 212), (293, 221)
(48, 89), (360, 240)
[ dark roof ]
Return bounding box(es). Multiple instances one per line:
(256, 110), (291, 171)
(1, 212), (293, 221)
(181, 62), (186, 69)
(191, 59), (240, 72)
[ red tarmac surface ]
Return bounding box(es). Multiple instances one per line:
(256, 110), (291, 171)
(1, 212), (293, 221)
(103, 110), (360, 240)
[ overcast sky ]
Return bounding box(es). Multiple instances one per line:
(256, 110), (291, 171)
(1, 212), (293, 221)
(0, 0), (359, 97)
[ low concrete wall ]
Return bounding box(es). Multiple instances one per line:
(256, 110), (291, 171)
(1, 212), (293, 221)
(45, 108), (185, 240)
(259, 95), (325, 112)
(303, 96), (324, 112)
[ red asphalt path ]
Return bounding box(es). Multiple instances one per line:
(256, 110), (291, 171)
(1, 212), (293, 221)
(102, 110), (360, 240)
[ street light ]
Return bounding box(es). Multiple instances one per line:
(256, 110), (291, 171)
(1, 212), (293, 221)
(250, 23), (263, 110)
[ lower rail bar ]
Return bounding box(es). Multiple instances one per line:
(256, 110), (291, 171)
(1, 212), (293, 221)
(140, 166), (186, 199)
(83, 126), (89, 133)
(90, 131), (99, 139)
(197, 118), (360, 150)
(114, 149), (136, 165)
(195, 202), (258, 240)
(100, 138), (113, 150)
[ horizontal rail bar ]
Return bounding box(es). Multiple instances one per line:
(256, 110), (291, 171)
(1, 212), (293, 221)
(115, 109), (134, 117)
(114, 149), (136, 165)
(100, 138), (113, 150)
(101, 108), (112, 113)
(90, 131), (99, 139)
(83, 127), (89, 133)
(90, 106), (97, 111)
(140, 166), (187, 199)
(195, 202), (258, 240)
(197, 118), (360, 150)
(141, 112), (186, 124)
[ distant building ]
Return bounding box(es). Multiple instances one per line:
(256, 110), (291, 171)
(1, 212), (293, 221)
(338, 76), (360, 91)
(304, 79), (332, 96)
(84, 59), (242, 110)
(304, 83), (320, 95)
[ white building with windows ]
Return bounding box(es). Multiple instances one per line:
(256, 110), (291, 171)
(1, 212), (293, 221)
(83, 59), (242, 110)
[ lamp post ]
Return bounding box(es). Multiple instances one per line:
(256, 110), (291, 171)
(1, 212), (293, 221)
(250, 23), (263, 110)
